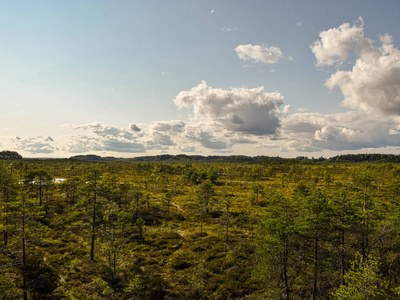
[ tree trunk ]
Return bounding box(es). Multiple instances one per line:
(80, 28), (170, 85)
(3, 203), (7, 246)
(341, 229), (345, 285)
(312, 234), (318, 300)
(225, 223), (229, 244)
(22, 197), (28, 300)
(113, 253), (116, 280)
(90, 179), (97, 261)
(362, 182), (368, 260)
(283, 236), (290, 300)
(90, 231), (95, 261)
(39, 181), (42, 206)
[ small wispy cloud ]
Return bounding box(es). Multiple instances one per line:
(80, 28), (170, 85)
(222, 26), (237, 32)
(297, 21), (303, 27)
(235, 44), (283, 64)
(210, 9), (215, 14)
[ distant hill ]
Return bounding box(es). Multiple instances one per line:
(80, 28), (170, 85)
(69, 154), (120, 162)
(0, 150), (22, 159)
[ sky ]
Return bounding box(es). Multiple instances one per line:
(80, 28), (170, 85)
(1, 0), (400, 158)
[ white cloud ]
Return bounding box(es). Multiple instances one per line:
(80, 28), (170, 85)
(174, 81), (285, 135)
(103, 140), (146, 153)
(314, 125), (362, 143)
(310, 17), (368, 67)
(297, 21), (303, 27)
(195, 131), (229, 150)
(64, 132), (147, 154)
(142, 120), (187, 150)
(235, 44), (283, 64)
(64, 123), (146, 154)
(230, 137), (257, 144)
(222, 26), (237, 32)
(14, 136), (57, 154)
(62, 118), (232, 153)
(65, 122), (143, 139)
(210, 9), (214, 14)
(312, 17), (400, 115)
(325, 35), (400, 115)
(179, 146), (197, 153)
(282, 105), (291, 116)
(281, 111), (400, 151)
(150, 120), (185, 133)
(62, 135), (103, 153)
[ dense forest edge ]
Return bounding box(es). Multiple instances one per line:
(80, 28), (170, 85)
(1, 151), (400, 299)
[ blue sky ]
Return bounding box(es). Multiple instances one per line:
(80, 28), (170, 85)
(1, 0), (400, 157)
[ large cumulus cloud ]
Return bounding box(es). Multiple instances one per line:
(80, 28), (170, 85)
(312, 17), (400, 115)
(310, 17), (367, 67)
(174, 81), (286, 135)
(282, 111), (400, 152)
(144, 121), (186, 150)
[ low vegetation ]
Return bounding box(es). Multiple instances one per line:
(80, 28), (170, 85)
(1, 155), (400, 299)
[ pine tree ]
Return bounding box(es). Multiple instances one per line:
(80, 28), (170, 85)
(254, 193), (301, 300)
(0, 164), (18, 247)
(333, 254), (388, 300)
(303, 188), (333, 299)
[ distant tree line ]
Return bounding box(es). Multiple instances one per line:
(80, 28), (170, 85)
(70, 153), (400, 164)
(0, 151), (22, 159)
(327, 153), (400, 163)
(2, 151), (400, 164)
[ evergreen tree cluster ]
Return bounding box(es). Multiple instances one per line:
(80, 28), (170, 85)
(0, 151), (22, 160)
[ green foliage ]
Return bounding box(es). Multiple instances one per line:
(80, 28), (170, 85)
(26, 250), (59, 298)
(207, 167), (218, 184)
(85, 276), (114, 299)
(135, 217), (145, 238)
(196, 179), (214, 213)
(249, 183), (263, 205)
(253, 194), (300, 299)
(0, 273), (23, 299)
(123, 276), (142, 298)
(333, 254), (388, 300)
(2, 159), (400, 299)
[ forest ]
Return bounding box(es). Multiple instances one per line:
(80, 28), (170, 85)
(1, 156), (400, 299)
